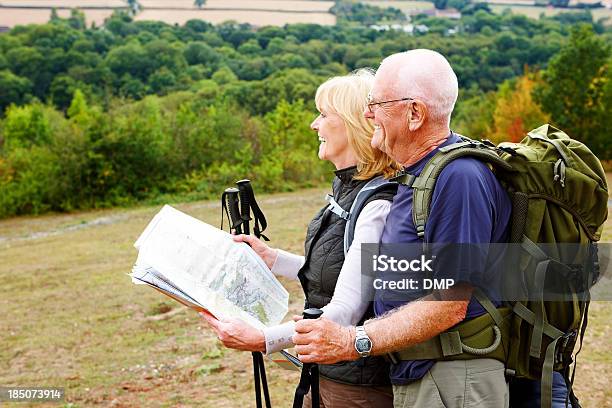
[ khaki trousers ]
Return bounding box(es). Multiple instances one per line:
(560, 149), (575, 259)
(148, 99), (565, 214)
(303, 377), (394, 408)
(392, 359), (509, 408)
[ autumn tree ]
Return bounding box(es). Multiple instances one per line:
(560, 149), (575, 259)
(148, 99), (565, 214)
(491, 71), (550, 143)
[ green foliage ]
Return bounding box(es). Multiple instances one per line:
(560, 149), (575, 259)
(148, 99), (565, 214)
(0, 13), (609, 217)
(0, 7), (605, 113)
(0, 70), (32, 109)
(434, 0), (449, 10)
(332, 1), (407, 24)
(550, 0), (570, 7)
(0, 88), (329, 218)
(534, 25), (611, 158)
(452, 88), (496, 140)
(2, 103), (54, 150)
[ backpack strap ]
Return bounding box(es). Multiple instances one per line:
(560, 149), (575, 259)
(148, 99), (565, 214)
(389, 294), (512, 363)
(342, 176), (398, 255)
(325, 194), (350, 221)
(409, 139), (512, 239)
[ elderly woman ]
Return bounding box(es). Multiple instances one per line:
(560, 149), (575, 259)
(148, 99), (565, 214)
(202, 70), (398, 407)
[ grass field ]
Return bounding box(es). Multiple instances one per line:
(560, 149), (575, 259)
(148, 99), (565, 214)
(1, 0), (336, 28)
(363, 0), (436, 13)
(365, 0), (612, 25)
(134, 9), (336, 26)
(0, 184), (611, 407)
(139, 0), (335, 12)
(0, 7), (116, 27)
(0, 0), (125, 6)
(488, 4), (612, 24)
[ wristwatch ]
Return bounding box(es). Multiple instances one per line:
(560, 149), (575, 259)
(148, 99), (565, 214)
(354, 325), (372, 358)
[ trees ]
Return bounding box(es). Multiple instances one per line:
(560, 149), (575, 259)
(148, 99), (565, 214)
(0, 71), (32, 112)
(184, 41), (221, 67)
(0, 10), (603, 111)
(194, 0), (206, 9)
(534, 25), (611, 158)
(491, 73), (550, 143)
(0, 13), (609, 217)
(127, 0), (139, 15)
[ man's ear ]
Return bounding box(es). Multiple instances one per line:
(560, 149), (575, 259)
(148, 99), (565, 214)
(406, 100), (427, 132)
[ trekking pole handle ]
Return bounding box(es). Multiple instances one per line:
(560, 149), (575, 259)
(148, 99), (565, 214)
(224, 187), (242, 235)
(303, 308), (323, 320)
(301, 308), (323, 408)
(236, 179), (252, 235)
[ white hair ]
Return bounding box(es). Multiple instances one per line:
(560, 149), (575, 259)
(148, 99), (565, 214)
(379, 49), (458, 126)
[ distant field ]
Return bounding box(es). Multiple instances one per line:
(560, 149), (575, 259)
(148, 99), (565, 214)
(482, 0), (536, 5)
(135, 9), (336, 26)
(366, 0), (612, 24)
(364, 0), (435, 14)
(0, 7), (115, 27)
(489, 3), (612, 23)
(1, 0), (336, 28)
(139, 0), (335, 12)
(0, 0), (125, 7)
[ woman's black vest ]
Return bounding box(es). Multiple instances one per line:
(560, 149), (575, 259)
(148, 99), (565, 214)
(297, 166), (395, 386)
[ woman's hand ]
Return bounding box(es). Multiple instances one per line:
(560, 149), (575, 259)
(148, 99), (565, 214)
(232, 234), (278, 270)
(200, 311), (266, 353)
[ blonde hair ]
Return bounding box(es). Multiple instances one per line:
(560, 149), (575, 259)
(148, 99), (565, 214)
(315, 69), (400, 180)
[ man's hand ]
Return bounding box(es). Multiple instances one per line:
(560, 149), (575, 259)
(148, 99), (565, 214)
(200, 312), (266, 353)
(232, 234), (278, 269)
(293, 318), (358, 364)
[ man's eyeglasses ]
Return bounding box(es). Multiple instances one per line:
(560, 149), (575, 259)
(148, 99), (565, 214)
(366, 95), (414, 114)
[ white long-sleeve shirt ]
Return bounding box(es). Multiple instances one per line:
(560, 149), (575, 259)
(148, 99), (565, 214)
(263, 199), (391, 354)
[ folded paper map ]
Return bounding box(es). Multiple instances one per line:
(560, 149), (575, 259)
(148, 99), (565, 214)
(130, 205), (300, 370)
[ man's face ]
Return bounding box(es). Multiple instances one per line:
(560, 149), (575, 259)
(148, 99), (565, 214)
(364, 78), (409, 160)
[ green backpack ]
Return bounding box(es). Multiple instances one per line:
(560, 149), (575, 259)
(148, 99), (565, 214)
(389, 124), (608, 407)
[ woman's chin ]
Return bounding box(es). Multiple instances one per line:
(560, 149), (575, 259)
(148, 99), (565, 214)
(318, 145), (326, 161)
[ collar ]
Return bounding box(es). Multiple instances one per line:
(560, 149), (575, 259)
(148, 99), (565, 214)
(334, 166), (358, 183)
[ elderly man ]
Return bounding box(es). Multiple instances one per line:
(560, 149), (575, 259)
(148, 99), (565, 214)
(293, 49), (512, 408)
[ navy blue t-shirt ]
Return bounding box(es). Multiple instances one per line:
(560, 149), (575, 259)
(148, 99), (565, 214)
(374, 133), (512, 385)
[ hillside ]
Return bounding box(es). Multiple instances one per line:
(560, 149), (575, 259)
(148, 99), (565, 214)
(0, 187), (610, 407)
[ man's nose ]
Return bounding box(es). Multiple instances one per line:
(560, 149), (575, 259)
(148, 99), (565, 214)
(363, 107), (373, 119)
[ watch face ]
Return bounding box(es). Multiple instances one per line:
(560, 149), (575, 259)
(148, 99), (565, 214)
(356, 338), (372, 352)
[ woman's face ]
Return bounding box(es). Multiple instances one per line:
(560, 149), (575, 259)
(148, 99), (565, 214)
(310, 105), (358, 169)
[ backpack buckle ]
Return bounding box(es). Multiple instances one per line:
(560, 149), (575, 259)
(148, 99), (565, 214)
(556, 330), (578, 364)
(390, 171), (416, 187)
(553, 158), (566, 187)
(498, 146), (519, 156)
(482, 139), (496, 148)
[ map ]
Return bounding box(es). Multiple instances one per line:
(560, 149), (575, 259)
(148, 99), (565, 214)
(130, 205), (289, 330)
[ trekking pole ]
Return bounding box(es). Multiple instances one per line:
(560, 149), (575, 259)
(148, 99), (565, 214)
(292, 308), (324, 408)
(237, 179), (269, 241)
(237, 179), (252, 235)
(222, 179), (271, 408)
(222, 187), (242, 235)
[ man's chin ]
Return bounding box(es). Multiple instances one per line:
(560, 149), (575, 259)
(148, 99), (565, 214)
(376, 144), (386, 153)
(371, 138), (385, 153)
